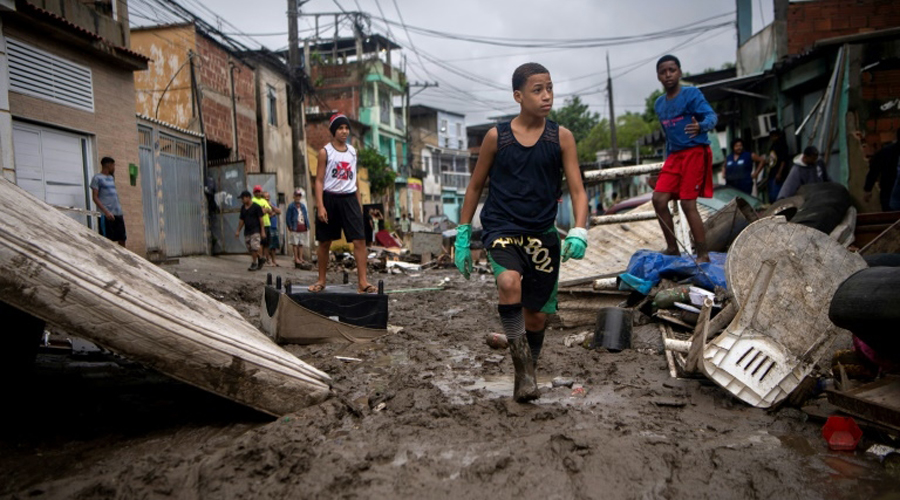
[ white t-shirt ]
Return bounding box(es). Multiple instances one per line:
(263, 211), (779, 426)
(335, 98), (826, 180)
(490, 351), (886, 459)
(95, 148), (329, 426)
(323, 143), (358, 194)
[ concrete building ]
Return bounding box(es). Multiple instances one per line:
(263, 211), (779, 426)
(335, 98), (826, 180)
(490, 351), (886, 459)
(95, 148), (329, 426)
(246, 51), (297, 205)
(408, 105), (470, 223)
(0, 0), (150, 254)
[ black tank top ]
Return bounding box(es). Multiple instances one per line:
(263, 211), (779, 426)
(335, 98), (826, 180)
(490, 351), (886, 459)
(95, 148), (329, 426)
(480, 119), (563, 246)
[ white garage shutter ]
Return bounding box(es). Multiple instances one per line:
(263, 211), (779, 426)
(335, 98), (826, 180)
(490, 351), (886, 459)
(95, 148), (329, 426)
(12, 122), (90, 225)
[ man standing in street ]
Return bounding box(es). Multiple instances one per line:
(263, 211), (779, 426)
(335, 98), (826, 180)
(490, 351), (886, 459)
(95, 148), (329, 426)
(90, 156), (126, 247)
(308, 113), (375, 294)
(286, 189), (310, 266)
(400, 212), (411, 242)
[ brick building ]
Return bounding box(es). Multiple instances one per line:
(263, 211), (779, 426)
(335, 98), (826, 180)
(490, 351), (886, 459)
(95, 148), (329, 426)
(0, 0), (150, 254)
(131, 23), (260, 173)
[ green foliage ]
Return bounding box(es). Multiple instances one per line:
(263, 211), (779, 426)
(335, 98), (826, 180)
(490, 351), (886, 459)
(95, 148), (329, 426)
(575, 112), (656, 163)
(358, 148), (395, 197)
(643, 89), (664, 125)
(577, 119), (610, 163)
(549, 95), (600, 143)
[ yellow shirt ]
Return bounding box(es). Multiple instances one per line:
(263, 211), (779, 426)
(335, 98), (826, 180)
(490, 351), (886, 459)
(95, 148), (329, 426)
(253, 196), (271, 227)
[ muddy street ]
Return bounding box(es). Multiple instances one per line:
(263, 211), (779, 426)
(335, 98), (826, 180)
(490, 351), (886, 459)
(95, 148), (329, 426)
(1, 255), (897, 499)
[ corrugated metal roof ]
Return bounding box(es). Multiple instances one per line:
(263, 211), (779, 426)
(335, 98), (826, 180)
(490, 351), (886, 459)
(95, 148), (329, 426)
(558, 201), (715, 287)
(136, 114), (204, 138)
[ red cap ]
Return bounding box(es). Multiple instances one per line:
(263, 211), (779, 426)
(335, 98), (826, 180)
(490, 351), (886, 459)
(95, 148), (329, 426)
(253, 185), (262, 192)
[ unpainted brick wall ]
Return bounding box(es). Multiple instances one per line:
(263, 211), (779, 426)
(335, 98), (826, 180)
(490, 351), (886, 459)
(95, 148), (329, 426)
(196, 35), (260, 172)
(787, 0), (900, 54)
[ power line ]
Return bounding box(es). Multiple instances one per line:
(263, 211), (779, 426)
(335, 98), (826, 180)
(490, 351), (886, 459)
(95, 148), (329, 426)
(368, 11), (734, 48)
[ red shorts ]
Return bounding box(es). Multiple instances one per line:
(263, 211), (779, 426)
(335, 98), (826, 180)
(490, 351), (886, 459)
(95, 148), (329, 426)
(654, 145), (713, 200)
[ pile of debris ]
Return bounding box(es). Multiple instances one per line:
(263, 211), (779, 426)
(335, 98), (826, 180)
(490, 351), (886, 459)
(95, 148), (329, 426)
(557, 181), (900, 451)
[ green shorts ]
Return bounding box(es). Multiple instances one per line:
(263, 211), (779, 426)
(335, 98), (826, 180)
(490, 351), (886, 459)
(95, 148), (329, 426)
(487, 228), (560, 314)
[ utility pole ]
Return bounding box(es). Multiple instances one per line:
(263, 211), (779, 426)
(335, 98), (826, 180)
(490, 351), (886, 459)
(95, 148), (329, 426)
(288, 0), (312, 255)
(606, 52), (620, 168)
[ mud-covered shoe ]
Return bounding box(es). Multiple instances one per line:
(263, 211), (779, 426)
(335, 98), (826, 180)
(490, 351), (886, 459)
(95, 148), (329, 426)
(508, 335), (540, 402)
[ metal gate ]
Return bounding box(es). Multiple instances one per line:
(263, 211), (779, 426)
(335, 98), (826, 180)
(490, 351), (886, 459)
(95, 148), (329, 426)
(209, 160), (248, 254)
(138, 124), (206, 258)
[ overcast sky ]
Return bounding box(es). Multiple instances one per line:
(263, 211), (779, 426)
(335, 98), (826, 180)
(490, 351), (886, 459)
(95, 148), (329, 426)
(133, 0), (775, 125)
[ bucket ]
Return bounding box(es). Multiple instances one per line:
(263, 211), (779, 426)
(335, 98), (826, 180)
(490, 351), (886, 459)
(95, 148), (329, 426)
(592, 307), (633, 352)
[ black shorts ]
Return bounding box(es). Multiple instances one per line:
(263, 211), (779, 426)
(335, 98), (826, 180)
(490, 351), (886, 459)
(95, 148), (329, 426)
(487, 229), (560, 314)
(99, 215), (127, 242)
(316, 191), (365, 242)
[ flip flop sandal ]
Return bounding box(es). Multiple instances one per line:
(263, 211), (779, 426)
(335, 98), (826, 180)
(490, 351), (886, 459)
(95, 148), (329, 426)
(307, 283), (326, 293)
(357, 284), (377, 294)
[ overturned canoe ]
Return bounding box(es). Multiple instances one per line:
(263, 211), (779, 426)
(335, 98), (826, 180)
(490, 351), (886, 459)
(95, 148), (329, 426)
(0, 178), (331, 416)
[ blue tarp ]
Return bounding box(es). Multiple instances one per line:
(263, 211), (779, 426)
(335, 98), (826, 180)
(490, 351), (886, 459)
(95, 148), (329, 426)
(618, 249), (727, 293)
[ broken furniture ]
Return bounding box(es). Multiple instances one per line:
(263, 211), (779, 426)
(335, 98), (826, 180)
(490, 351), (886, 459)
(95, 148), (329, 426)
(0, 178), (331, 417)
(260, 278), (389, 344)
(701, 217), (866, 408)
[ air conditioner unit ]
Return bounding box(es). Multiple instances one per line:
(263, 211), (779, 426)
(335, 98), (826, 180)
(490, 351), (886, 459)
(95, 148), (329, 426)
(752, 113), (777, 138)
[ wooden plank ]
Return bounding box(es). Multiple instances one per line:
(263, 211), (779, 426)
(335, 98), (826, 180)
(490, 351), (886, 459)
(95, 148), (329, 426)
(0, 178), (332, 416)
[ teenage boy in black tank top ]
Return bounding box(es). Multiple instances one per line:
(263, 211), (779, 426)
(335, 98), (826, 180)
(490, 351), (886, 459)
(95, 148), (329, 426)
(456, 63), (589, 402)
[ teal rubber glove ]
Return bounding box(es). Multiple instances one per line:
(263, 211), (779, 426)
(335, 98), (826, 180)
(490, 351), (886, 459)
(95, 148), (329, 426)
(561, 227), (588, 262)
(455, 224), (473, 279)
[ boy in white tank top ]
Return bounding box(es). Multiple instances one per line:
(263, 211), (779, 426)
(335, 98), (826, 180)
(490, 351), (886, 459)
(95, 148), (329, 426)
(308, 113), (375, 294)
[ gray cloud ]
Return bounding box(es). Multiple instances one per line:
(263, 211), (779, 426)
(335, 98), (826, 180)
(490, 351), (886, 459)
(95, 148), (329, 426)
(185, 0), (774, 125)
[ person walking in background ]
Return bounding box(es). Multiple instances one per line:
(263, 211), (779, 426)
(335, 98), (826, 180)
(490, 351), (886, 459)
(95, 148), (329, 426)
(651, 54), (717, 262)
(90, 156), (127, 247)
(864, 129), (900, 211)
(777, 146), (830, 200)
(286, 189), (310, 266)
(726, 138), (765, 195)
(309, 113), (375, 294)
(235, 190), (265, 271)
(263, 191), (281, 267)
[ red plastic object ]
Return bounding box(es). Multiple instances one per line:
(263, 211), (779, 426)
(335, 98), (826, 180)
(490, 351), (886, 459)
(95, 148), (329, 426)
(822, 416), (863, 451)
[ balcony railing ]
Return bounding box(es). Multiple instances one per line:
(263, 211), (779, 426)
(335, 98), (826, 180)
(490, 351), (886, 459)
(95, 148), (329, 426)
(441, 172), (470, 190)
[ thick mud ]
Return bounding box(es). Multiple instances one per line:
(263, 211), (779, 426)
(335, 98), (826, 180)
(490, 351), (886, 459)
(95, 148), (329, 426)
(1, 255), (898, 499)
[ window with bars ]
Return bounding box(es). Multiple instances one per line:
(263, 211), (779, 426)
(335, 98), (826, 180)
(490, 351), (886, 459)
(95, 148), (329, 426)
(6, 38), (94, 112)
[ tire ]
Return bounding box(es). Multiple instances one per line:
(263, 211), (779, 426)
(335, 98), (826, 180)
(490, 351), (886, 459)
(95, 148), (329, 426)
(762, 195), (804, 221)
(791, 182), (852, 235)
(864, 253), (900, 268)
(829, 267), (900, 355)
